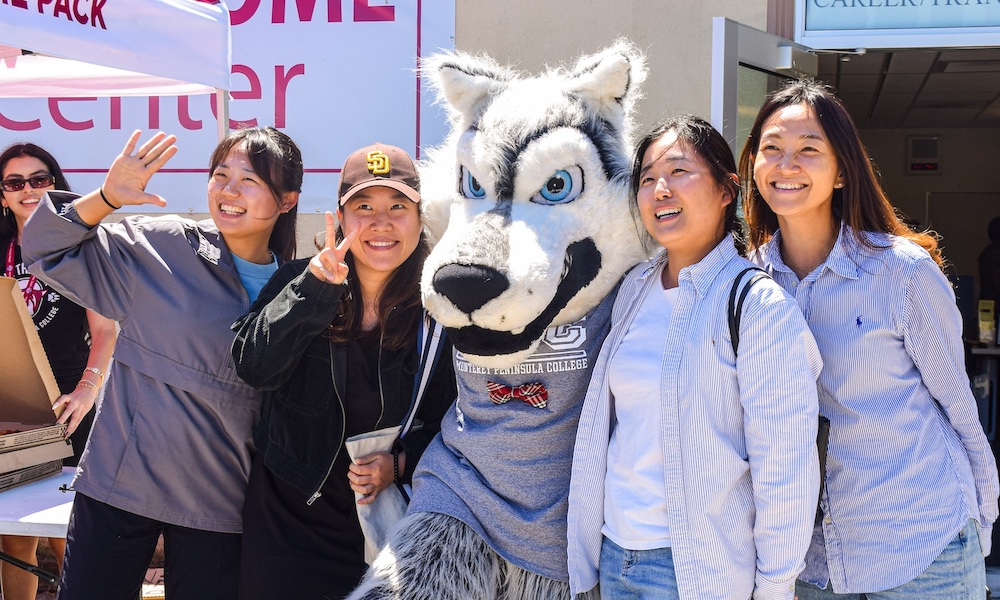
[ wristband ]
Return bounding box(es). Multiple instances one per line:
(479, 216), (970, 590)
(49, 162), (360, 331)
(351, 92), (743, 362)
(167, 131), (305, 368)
(76, 380), (99, 392)
(392, 448), (400, 483)
(100, 187), (121, 210)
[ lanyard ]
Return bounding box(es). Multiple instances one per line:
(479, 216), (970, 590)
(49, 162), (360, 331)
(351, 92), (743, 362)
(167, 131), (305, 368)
(5, 239), (39, 305)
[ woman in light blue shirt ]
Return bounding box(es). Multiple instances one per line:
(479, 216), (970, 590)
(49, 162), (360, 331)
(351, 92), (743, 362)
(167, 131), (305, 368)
(739, 78), (1000, 599)
(567, 114), (823, 600)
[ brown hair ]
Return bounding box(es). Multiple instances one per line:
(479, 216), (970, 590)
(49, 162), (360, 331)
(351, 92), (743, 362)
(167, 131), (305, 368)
(737, 78), (943, 267)
(208, 127), (302, 261)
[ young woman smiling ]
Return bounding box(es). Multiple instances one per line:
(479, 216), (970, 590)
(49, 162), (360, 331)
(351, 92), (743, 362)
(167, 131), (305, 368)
(740, 79), (999, 600)
(21, 127), (301, 600)
(567, 115), (822, 600)
(0, 144), (117, 600)
(231, 143), (456, 599)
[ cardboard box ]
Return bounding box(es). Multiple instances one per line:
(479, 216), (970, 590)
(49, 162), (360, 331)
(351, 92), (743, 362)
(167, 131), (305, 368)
(0, 441), (72, 476)
(0, 422), (66, 452)
(0, 459), (63, 492)
(0, 276), (68, 473)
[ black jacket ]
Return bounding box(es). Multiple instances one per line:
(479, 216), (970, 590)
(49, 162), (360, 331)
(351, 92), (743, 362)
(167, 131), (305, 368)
(231, 259), (456, 502)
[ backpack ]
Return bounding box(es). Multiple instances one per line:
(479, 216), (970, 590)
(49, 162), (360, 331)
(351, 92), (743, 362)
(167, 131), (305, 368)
(728, 267), (830, 525)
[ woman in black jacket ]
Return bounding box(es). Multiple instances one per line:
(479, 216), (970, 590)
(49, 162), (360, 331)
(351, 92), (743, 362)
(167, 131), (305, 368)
(231, 143), (456, 599)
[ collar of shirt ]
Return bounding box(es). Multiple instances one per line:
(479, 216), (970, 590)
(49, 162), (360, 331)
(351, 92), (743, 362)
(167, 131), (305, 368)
(764, 225), (865, 283)
(639, 233), (740, 299)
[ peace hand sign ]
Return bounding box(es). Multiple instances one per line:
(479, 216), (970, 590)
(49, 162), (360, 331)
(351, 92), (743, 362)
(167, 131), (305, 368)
(101, 130), (178, 208)
(309, 211), (360, 285)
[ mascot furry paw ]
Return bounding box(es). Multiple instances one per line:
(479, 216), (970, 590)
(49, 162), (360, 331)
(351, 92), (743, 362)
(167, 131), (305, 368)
(349, 40), (647, 600)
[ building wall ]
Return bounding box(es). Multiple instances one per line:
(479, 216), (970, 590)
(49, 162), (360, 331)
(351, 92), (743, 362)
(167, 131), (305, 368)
(454, 0), (769, 134)
(862, 127), (1000, 283)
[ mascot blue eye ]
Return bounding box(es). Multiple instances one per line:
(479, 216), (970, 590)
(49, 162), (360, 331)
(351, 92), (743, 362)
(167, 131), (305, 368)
(532, 167), (583, 205)
(461, 167), (487, 199)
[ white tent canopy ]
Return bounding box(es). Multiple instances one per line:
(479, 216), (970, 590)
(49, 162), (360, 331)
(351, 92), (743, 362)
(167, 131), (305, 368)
(0, 0), (231, 136)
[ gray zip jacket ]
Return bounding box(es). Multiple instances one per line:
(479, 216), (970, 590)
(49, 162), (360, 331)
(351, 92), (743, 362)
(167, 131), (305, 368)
(22, 192), (262, 533)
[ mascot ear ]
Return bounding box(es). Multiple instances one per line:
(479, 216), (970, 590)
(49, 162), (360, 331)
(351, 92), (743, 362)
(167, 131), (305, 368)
(566, 39), (647, 121)
(426, 52), (511, 121)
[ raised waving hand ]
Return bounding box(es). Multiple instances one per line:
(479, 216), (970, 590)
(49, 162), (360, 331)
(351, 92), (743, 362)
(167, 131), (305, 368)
(71, 130), (178, 226)
(101, 130), (178, 209)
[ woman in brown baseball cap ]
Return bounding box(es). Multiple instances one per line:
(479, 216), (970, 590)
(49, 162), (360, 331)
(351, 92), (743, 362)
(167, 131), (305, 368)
(232, 143), (456, 599)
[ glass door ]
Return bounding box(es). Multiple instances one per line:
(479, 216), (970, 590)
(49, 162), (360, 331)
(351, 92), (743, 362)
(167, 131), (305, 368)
(711, 18), (817, 159)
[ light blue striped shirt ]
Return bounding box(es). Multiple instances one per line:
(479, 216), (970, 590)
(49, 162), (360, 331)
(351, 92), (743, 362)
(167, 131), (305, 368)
(568, 235), (823, 600)
(757, 226), (1000, 593)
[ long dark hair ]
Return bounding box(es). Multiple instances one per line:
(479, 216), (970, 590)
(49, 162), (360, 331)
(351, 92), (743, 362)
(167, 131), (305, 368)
(0, 143), (71, 243)
(629, 114), (744, 255)
(208, 127), (301, 261)
(738, 78), (943, 268)
(326, 227), (429, 351)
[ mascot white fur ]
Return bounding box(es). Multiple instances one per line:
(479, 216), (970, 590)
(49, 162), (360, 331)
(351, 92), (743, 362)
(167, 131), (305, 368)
(349, 41), (647, 600)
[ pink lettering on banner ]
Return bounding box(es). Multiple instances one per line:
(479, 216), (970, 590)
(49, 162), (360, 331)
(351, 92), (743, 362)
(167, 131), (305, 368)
(71, 0), (88, 24)
(218, 64), (262, 128)
(91, 0), (105, 28)
(271, 0), (342, 24)
(109, 97), (121, 129)
(0, 111), (40, 131)
(229, 0), (261, 25)
(229, 0), (395, 24)
(148, 96), (160, 129)
(48, 63), (309, 133)
(53, 0), (72, 20)
(49, 98), (96, 130)
(274, 64), (305, 127)
(25, 0), (106, 28)
(354, 0), (393, 22)
(178, 96), (201, 130)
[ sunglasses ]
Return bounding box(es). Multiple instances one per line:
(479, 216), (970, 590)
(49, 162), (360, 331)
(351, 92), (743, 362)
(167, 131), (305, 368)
(1, 173), (55, 193)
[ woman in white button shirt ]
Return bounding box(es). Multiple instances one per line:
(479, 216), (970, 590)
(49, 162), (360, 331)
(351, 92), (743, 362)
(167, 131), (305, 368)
(739, 78), (999, 599)
(567, 114), (823, 600)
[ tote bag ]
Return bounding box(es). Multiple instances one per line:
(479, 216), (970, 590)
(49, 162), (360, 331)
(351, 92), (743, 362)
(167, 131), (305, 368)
(344, 315), (444, 564)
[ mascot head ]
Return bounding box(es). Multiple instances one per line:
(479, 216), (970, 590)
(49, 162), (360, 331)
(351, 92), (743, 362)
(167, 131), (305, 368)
(420, 40), (648, 369)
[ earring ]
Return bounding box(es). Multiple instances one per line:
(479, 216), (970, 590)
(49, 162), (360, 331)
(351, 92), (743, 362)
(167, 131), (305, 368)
(2, 205), (7, 217)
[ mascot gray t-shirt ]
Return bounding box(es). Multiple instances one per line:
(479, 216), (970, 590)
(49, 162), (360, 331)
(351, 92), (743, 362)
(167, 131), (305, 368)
(411, 288), (617, 582)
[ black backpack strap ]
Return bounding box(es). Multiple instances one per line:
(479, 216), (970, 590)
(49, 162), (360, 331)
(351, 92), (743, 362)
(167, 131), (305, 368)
(728, 267), (770, 356)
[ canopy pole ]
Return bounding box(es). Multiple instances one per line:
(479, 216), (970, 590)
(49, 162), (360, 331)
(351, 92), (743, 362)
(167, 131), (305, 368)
(215, 88), (230, 141)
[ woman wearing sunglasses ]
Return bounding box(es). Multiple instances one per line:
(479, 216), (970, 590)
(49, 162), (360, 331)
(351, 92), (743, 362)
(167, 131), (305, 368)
(0, 143), (117, 600)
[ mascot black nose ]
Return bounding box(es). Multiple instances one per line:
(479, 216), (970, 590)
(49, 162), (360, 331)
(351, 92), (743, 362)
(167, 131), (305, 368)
(433, 264), (510, 314)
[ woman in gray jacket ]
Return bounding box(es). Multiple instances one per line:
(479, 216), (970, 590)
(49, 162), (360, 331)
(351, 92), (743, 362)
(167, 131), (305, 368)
(21, 127), (302, 600)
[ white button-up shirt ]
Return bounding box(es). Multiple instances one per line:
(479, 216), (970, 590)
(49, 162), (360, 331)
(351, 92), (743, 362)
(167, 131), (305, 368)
(568, 235), (822, 600)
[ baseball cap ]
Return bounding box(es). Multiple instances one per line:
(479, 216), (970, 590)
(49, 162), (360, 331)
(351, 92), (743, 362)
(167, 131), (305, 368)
(338, 143), (420, 206)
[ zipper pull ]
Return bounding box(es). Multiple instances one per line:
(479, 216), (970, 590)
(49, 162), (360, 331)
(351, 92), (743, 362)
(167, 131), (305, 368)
(306, 491), (322, 505)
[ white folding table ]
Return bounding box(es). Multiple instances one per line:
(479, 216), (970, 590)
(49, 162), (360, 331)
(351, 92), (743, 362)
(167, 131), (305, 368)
(0, 468), (75, 537)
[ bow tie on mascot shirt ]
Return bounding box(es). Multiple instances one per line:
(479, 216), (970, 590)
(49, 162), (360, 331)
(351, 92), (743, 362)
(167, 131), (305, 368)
(349, 40), (647, 600)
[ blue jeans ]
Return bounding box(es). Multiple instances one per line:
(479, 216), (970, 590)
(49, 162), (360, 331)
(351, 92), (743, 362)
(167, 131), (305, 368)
(796, 520), (987, 600)
(599, 536), (679, 600)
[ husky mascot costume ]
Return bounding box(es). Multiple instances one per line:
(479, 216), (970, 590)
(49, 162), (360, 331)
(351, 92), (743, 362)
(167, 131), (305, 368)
(349, 41), (647, 600)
